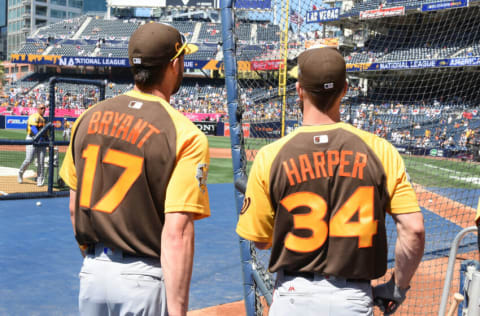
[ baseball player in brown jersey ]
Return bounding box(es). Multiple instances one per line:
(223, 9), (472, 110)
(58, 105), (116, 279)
(60, 23), (210, 316)
(236, 47), (425, 315)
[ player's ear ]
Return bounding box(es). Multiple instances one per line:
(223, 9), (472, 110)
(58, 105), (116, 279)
(171, 55), (183, 74)
(296, 82), (303, 100)
(342, 81), (348, 97)
(171, 58), (179, 72)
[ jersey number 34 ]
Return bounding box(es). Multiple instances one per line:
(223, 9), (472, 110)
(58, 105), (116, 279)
(281, 186), (378, 253)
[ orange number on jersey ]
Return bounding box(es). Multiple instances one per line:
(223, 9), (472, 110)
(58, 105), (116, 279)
(282, 192), (328, 253)
(79, 145), (144, 213)
(79, 144), (100, 209)
(330, 187), (377, 248)
(280, 187), (377, 252)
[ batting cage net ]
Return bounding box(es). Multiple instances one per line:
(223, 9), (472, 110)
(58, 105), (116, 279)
(221, 0), (480, 315)
(0, 77), (106, 200)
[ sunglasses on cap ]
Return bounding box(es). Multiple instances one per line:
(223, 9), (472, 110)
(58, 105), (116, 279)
(170, 33), (188, 62)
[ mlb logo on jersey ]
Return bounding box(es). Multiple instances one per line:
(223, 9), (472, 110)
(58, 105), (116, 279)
(313, 135), (328, 144)
(128, 101), (143, 109)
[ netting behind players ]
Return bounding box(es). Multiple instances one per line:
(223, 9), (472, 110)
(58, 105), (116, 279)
(222, 0), (480, 315)
(0, 77), (106, 199)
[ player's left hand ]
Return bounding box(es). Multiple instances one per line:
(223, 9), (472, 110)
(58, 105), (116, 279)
(373, 276), (410, 315)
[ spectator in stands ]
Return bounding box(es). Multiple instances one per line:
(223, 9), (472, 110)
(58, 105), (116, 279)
(18, 104), (48, 186)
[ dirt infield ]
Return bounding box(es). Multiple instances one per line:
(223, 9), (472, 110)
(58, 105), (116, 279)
(415, 184), (477, 228)
(0, 176), (47, 195)
(188, 300), (245, 316)
(0, 144), (68, 153)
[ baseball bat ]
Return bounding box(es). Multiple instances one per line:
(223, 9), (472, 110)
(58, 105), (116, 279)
(446, 293), (464, 316)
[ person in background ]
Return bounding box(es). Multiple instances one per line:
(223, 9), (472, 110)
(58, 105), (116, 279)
(63, 117), (72, 141)
(18, 104), (47, 186)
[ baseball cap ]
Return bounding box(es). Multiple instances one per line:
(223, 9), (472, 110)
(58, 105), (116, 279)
(297, 47), (346, 96)
(128, 22), (198, 67)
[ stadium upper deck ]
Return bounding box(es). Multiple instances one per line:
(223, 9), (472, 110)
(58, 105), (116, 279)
(10, 1), (480, 74)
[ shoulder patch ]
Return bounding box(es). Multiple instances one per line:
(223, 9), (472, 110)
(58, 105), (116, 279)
(196, 163), (208, 193)
(240, 197), (251, 215)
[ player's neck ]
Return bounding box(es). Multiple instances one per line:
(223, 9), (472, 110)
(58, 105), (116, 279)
(134, 85), (170, 103)
(302, 102), (339, 125)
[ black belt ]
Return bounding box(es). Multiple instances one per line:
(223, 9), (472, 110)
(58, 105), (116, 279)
(86, 244), (138, 258)
(284, 271), (370, 284)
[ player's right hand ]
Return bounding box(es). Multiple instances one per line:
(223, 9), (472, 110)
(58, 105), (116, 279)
(373, 276), (410, 315)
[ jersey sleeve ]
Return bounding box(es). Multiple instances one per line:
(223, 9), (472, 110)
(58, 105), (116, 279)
(59, 112), (86, 191)
(236, 148), (275, 243)
(164, 130), (210, 220)
(59, 145), (77, 190)
(385, 143), (420, 214)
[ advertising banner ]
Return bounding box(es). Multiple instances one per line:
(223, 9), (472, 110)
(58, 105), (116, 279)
(346, 57), (480, 72)
(2, 106), (87, 117)
(306, 8), (340, 23)
(235, 0), (271, 9)
(250, 121), (281, 138)
(305, 38), (339, 49)
(5, 115), (78, 130)
(2, 107), (222, 124)
(194, 121), (217, 135)
(249, 120), (298, 138)
(58, 56), (129, 67)
(359, 6), (405, 20)
(5, 116), (28, 129)
(182, 113), (223, 121)
(11, 54), (215, 70)
(251, 60), (282, 71)
(421, 0), (467, 12)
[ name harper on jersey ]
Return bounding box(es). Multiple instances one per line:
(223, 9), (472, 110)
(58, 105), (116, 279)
(282, 150), (367, 186)
(87, 110), (160, 148)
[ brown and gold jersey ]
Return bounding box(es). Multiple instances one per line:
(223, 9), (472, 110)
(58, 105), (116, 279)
(60, 90), (210, 259)
(236, 123), (420, 280)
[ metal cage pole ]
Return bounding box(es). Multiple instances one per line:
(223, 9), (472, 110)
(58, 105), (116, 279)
(438, 226), (478, 316)
(220, 2), (256, 316)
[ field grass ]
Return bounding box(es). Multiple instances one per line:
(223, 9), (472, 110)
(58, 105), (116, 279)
(4, 130), (477, 188)
(404, 155), (480, 189)
(207, 136), (231, 149)
(0, 129), (66, 141)
(1, 133), (238, 185)
(207, 135), (273, 151)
